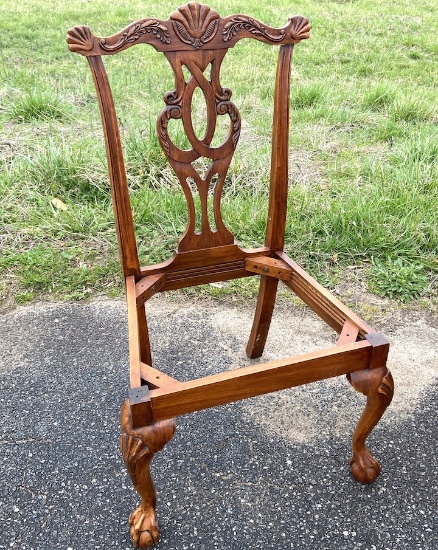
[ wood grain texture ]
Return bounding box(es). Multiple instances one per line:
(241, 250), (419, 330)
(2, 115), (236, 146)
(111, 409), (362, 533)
(140, 362), (179, 389)
(276, 251), (375, 336)
(126, 276), (142, 388)
(245, 256), (292, 280)
(265, 45), (293, 250)
(140, 245), (270, 275)
(149, 341), (372, 421)
(246, 275), (279, 359)
(337, 319), (360, 346)
(120, 400), (176, 548)
(137, 304), (153, 367)
(136, 274), (167, 305)
(87, 57), (140, 279)
(66, 3), (310, 56)
(347, 368), (394, 483)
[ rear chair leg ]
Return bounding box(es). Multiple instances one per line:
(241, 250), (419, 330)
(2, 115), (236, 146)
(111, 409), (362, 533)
(246, 276), (279, 359)
(138, 304), (152, 366)
(347, 367), (394, 483)
(120, 400), (176, 548)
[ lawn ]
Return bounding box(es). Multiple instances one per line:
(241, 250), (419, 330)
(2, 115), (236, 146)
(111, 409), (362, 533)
(0, 0), (437, 309)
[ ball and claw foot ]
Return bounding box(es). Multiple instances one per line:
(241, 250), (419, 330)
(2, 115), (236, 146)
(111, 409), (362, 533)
(347, 366), (394, 484)
(129, 504), (159, 548)
(120, 400), (176, 549)
(350, 447), (381, 484)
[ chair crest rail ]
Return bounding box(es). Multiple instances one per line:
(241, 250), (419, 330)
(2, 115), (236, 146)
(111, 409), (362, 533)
(67, 3), (310, 55)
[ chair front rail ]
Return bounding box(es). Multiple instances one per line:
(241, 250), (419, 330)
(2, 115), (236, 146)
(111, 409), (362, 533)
(147, 340), (373, 422)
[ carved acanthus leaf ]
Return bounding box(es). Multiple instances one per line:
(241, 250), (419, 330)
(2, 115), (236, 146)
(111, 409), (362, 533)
(120, 433), (151, 473)
(170, 2), (219, 49)
(100, 20), (171, 52)
(216, 101), (241, 149)
(223, 16), (286, 43)
(378, 370), (394, 407)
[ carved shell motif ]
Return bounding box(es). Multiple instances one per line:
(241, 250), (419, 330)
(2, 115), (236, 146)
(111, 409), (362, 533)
(289, 16), (311, 42)
(66, 25), (94, 53)
(170, 2), (219, 49)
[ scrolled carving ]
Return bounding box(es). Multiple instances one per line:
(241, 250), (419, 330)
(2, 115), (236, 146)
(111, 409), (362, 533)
(66, 25), (94, 53)
(289, 15), (311, 42)
(223, 16), (286, 43)
(100, 20), (171, 52)
(215, 86), (232, 102)
(216, 101), (241, 149)
(164, 89), (183, 106)
(170, 2), (219, 49)
(158, 105), (183, 155)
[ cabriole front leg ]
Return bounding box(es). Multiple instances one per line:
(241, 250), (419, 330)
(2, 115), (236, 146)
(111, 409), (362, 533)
(347, 367), (394, 483)
(120, 400), (176, 548)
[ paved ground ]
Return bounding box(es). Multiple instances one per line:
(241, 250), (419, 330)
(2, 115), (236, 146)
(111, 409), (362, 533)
(0, 296), (437, 549)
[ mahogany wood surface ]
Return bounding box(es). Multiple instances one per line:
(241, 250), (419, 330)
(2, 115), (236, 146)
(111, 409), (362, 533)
(137, 304), (153, 367)
(87, 57), (140, 279)
(337, 319), (360, 346)
(139, 362), (179, 389)
(126, 276), (142, 389)
(148, 341), (373, 421)
(277, 251), (375, 336)
(347, 367), (394, 483)
(246, 275), (279, 358)
(120, 401), (176, 547)
(67, 3), (393, 547)
(67, 6), (311, 56)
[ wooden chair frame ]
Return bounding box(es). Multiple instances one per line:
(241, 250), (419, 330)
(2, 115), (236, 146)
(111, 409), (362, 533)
(67, 3), (393, 547)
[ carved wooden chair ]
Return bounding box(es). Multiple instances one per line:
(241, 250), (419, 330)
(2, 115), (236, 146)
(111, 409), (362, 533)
(67, 3), (394, 547)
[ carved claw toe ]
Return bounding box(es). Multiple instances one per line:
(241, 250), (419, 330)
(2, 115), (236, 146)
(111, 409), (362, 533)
(350, 447), (381, 484)
(129, 505), (159, 548)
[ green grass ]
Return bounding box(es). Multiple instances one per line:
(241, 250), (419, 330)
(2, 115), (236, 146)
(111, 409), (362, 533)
(0, 0), (437, 309)
(6, 89), (70, 122)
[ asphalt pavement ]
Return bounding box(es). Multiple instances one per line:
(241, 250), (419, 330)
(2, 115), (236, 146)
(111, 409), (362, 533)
(0, 298), (436, 549)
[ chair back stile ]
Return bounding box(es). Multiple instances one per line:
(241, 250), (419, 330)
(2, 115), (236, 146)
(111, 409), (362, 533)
(87, 56), (140, 280)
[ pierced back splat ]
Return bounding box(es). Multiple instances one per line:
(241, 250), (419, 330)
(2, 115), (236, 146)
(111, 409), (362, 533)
(67, 1), (311, 262)
(158, 48), (239, 251)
